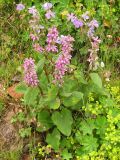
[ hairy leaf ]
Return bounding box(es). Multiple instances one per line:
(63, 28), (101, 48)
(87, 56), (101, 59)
(90, 73), (102, 88)
(24, 87), (39, 106)
(52, 108), (73, 136)
(46, 128), (61, 151)
(37, 110), (53, 132)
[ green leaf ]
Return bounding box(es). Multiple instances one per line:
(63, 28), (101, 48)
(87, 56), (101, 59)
(52, 108), (73, 136)
(95, 116), (107, 136)
(39, 71), (48, 92)
(46, 128), (61, 151)
(60, 138), (72, 149)
(62, 79), (78, 93)
(24, 87), (39, 106)
(47, 85), (58, 101)
(75, 131), (83, 142)
(63, 91), (83, 107)
(37, 110), (53, 132)
(75, 147), (86, 156)
(81, 135), (98, 152)
(48, 98), (60, 110)
(45, 85), (60, 109)
(36, 57), (45, 75)
(74, 70), (87, 84)
(15, 83), (27, 94)
(22, 31), (29, 42)
(90, 73), (102, 88)
(61, 149), (72, 160)
(80, 119), (96, 135)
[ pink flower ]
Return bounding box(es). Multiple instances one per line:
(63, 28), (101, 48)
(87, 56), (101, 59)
(16, 3), (25, 11)
(61, 35), (74, 54)
(88, 19), (99, 28)
(67, 13), (75, 22)
(45, 10), (55, 19)
(92, 36), (101, 43)
(30, 34), (39, 41)
(87, 52), (99, 70)
(91, 37), (101, 52)
(46, 27), (59, 53)
(33, 43), (44, 53)
(46, 27), (58, 43)
(42, 3), (53, 11)
(23, 58), (39, 87)
(87, 36), (101, 70)
(54, 54), (72, 83)
(54, 35), (74, 84)
(46, 45), (58, 52)
(28, 6), (38, 16)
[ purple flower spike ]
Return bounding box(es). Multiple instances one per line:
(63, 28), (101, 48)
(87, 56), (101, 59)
(46, 27), (59, 53)
(87, 27), (95, 38)
(23, 58), (39, 87)
(42, 2), (53, 11)
(72, 18), (83, 28)
(16, 3), (25, 11)
(88, 19), (99, 28)
(54, 35), (74, 84)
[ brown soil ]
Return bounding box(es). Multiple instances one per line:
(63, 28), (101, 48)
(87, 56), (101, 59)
(0, 99), (23, 159)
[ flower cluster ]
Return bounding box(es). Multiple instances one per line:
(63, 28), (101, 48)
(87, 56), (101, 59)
(87, 19), (101, 70)
(23, 58), (39, 86)
(16, 3), (25, 11)
(28, 6), (38, 17)
(28, 6), (44, 53)
(87, 19), (99, 38)
(33, 43), (44, 53)
(16, 4), (44, 53)
(87, 36), (101, 70)
(42, 3), (55, 19)
(67, 11), (101, 70)
(54, 35), (74, 83)
(67, 13), (83, 28)
(28, 6), (40, 35)
(46, 27), (59, 53)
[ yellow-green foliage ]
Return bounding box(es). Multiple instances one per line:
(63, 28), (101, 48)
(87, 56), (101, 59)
(77, 85), (120, 160)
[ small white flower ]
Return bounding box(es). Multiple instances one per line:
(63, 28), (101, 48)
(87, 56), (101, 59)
(101, 62), (105, 68)
(39, 25), (44, 29)
(105, 78), (110, 81)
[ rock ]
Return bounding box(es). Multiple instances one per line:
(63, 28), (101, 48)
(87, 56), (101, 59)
(7, 84), (23, 100)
